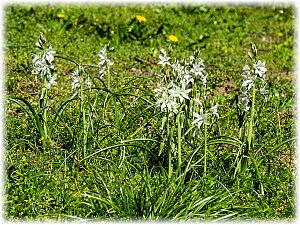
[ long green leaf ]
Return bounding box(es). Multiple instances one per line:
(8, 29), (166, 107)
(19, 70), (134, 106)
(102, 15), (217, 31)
(48, 96), (78, 137)
(7, 95), (44, 138)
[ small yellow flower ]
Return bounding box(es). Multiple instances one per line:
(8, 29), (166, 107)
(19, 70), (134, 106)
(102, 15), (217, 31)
(168, 35), (178, 42)
(136, 15), (147, 23)
(57, 13), (65, 19)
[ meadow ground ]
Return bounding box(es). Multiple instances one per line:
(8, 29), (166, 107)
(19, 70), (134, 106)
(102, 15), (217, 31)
(3, 3), (296, 222)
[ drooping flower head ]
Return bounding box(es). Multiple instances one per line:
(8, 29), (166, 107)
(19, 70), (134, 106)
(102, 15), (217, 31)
(192, 107), (209, 130)
(254, 60), (267, 79)
(71, 66), (84, 90)
(238, 58), (268, 111)
(98, 44), (113, 78)
(157, 48), (171, 68)
(31, 32), (57, 89)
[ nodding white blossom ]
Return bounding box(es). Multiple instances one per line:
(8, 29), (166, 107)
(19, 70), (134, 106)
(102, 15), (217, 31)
(71, 68), (81, 90)
(241, 65), (253, 92)
(171, 60), (185, 79)
(194, 98), (202, 106)
(238, 94), (250, 112)
(181, 73), (194, 88)
(85, 78), (92, 88)
(192, 102), (219, 132)
(157, 48), (171, 67)
(168, 81), (191, 103)
(98, 45), (113, 77)
(188, 54), (207, 86)
(156, 92), (179, 115)
(254, 60), (267, 79)
(70, 65), (92, 94)
(192, 108), (209, 130)
(210, 104), (219, 118)
(238, 59), (267, 111)
(155, 81), (190, 115)
(46, 74), (57, 89)
(31, 33), (57, 90)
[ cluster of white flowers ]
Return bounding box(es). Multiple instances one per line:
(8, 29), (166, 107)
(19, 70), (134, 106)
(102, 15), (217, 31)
(71, 65), (91, 92)
(70, 44), (113, 95)
(31, 33), (57, 89)
(191, 99), (219, 132)
(170, 50), (207, 88)
(238, 60), (267, 111)
(155, 48), (207, 116)
(154, 48), (219, 134)
(98, 45), (113, 78)
(154, 81), (191, 115)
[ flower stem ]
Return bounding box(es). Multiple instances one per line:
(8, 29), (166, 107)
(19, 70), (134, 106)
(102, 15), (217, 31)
(243, 84), (256, 172)
(40, 77), (48, 148)
(167, 113), (172, 179)
(80, 85), (87, 164)
(42, 89), (48, 139)
(177, 112), (182, 174)
(204, 124), (207, 177)
(248, 83), (256, 150)
(107, 67), (111, 90)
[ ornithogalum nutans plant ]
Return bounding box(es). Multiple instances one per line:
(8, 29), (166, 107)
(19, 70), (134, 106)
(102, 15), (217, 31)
(154, 46), (219, 178)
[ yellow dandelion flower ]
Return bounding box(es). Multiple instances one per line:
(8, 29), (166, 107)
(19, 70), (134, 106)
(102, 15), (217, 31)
(136, 15), (147, 23)
(57, 13), (65, 19)
(168, 35), (178, 42)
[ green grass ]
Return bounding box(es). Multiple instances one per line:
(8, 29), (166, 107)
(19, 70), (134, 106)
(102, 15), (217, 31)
(4, 3), (296, 222)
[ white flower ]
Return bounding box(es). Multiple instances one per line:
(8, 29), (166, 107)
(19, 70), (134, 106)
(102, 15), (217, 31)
(189, 55), (195, 64)
(85, 78), (92, 88)
(98, 67), (107, 78)
(171, 60), (185, 78)
(241, 65), (251, 79)
(192, 108), (209, 130)
(181, 73), (194, 88)
(44, 45), (56, 64)
(32, 53), (53, 79)
(98, 45), (113, 70)
(157, 48), (171, 67)
(168, 81), (191, 103)
(260, 85), (268, 101)
(46, 74), (58, 89)
(242, 65), (250, 72)
(242, 78), (254, 91)
(210, 104), (219, 118)
(154, 85), (168, 96)
(71, 70), (81, 90)
(35, 32), (46, 49)
(238, 94), (250, 112)
(190, 62), (205, 78)
(31, 44), (57, 89)
(194, 98), (202, 106)
(71, 67), (85, 90)
(156, 93), (179, 115)
(189, 61), (207, 85)
(254, 60), (267, 78)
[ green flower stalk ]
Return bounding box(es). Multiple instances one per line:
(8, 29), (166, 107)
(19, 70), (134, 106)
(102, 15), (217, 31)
(31, 32), (57, 146)
(154, 47), (217, 178)
(98, 44), (113, 89)
(192, 101), (219, 177)
(239, 43), (267, 172)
